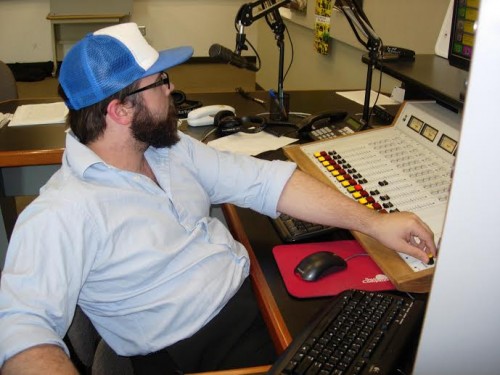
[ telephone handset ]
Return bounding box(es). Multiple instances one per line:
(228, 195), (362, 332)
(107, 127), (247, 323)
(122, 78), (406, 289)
(296, 110), (353, 140)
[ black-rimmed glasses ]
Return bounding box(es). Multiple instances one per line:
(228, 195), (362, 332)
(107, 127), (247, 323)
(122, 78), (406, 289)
(125, 71), (170, 97)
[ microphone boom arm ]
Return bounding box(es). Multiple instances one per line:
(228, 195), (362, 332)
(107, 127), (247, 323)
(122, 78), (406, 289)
(236, 0), (291, 120)
(237, 0), (291, 27)
(338, 0), (382, 127)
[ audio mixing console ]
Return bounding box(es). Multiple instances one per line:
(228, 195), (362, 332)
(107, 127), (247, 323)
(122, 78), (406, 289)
(284, 101), (461, 291)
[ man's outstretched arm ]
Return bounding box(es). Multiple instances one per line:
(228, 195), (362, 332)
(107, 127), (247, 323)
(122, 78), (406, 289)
(277, 170), (437, 263)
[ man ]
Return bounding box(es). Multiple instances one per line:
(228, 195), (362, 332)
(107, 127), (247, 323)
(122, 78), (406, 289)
(0, 23), (436, 374)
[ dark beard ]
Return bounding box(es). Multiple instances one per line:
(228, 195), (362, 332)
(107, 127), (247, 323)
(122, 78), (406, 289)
(131, 97), (180, 148)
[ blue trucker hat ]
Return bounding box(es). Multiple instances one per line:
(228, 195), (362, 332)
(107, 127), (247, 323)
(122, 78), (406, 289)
(59, 23), (193, 110)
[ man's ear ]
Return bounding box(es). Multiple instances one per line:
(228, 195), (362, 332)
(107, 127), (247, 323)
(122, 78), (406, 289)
(106, 99), (133, 125)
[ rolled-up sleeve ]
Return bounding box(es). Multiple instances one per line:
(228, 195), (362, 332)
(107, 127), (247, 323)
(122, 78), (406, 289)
(0, 202), (96, 367)
(172, 134), (297, 218)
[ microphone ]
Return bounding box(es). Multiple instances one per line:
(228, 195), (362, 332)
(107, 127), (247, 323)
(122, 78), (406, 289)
(235, 21), (247, 55)
(209, 44), (259, 72)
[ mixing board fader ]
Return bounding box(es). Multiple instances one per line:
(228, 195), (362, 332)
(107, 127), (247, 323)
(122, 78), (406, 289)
(295, 101), (461, 274)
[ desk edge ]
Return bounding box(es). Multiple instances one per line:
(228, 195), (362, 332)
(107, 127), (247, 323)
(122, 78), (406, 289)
(222, 204), (292, 353)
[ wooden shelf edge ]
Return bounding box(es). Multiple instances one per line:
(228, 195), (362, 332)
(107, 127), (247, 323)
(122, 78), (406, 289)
(47, 13), (129, 21)
(0, 149), (63, 168)
(189, 364), (271, 375)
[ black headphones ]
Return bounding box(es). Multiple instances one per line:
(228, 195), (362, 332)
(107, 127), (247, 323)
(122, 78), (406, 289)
(172, 90), (203, 118)
(213, 110), (267, 136)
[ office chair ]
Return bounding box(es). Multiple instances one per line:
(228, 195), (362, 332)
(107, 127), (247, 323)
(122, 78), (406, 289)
(0, 61), (18, 102)
(65, 306), (133, 375)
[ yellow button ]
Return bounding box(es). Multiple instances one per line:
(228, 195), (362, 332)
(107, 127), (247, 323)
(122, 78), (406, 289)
(337, 175), (345, 182)
(332, 170), (340, 176)
(322, 161), (330, 166)
(367, 204), (374, 209)
(341, 181), (350, 187)
(327, 165), (334, 171)
(318, 156), (325, 162)
(352, 192), (362, 199)
(359, 198), (368, 205)
(314, 152), (321, 158)
(347, 186), (356, 193)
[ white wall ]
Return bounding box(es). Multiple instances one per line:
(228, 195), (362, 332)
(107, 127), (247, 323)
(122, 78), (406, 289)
(0, 0), (53, 63)
(256, 20), (389, 92)
(255, 0), (449, 92)
(0, 0), (256, 63)
(0, 0), (449, 93)
(131, 0), (257, 57)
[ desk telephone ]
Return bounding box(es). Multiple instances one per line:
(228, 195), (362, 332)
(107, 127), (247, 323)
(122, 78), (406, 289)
(296, 110), (364, 140)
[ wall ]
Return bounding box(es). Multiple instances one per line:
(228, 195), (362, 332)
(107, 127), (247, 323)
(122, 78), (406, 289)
(0, 0), (53, 63)
(0, 0), (255, 63)
(0, 0), (449, 94)
(255, 0), (450, 93)
(131, 0), (256, 57)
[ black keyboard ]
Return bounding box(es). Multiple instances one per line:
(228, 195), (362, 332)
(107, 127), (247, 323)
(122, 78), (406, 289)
(268, 290), (425, 375)
(271, 214), (338, 243)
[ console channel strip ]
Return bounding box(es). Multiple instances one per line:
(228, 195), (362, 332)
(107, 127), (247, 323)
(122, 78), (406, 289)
(298, 102), (461, 272)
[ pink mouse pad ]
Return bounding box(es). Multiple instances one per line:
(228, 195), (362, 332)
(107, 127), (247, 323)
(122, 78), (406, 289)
(272, 240), (395, 298)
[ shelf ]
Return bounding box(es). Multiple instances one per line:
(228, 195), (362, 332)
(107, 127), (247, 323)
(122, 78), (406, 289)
(364, 54), (468, 112)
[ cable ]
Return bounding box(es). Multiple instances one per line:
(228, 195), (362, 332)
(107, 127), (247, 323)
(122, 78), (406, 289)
(283, 24), (294, 82)
(366, 40), (385, 126)
(200, 127), (217, 143)
(233, 21), (262, 71)
(232, 7), (295, 84)
(344, 253), (370, 262)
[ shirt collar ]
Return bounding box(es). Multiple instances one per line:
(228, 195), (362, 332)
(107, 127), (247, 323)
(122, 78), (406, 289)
(64, 131), (171, 178)
(64, 130), (107, 178)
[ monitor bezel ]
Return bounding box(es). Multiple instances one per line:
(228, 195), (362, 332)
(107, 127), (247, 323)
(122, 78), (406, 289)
(448, 0), (475, 71)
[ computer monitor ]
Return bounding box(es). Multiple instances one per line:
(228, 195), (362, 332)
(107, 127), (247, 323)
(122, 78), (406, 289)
(448, 0), (480, 71)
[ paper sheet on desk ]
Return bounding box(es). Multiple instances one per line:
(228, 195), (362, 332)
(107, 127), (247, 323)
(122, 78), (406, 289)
(8, 102), (68, 127)
(337, 90), (400, 107)
(207, 131), (297, 156)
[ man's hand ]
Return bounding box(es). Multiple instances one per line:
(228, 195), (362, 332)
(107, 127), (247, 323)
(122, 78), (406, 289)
(278, 170), (437, 263)
(366, 211), (437, 264)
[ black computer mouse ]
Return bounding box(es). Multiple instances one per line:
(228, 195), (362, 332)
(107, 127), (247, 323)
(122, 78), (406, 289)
(294, 251), (347, 282)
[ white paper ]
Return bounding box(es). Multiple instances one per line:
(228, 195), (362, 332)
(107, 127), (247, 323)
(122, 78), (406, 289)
(8, 102), (68, 127)
(208, 131), (297, 156)
(337, 90), (399, 107)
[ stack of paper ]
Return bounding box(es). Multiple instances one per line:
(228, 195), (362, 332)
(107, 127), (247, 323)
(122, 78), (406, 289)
(8, 102), (68, 127)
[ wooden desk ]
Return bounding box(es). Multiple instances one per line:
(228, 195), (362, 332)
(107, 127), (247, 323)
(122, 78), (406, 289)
(0, 98), (66, 167)
(0, 91), (418, 361)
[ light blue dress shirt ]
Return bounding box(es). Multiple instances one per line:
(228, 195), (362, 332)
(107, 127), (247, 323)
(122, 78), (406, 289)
(0, 131), (296, 365)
